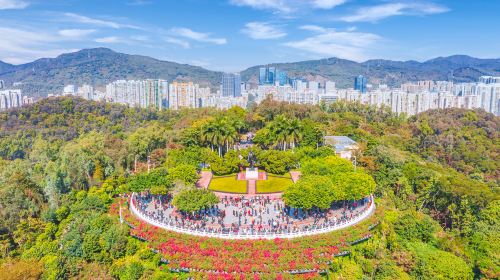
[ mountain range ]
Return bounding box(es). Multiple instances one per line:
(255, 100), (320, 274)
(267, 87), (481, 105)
(241, 56), (500, 88)
(0, 48), (499, 97)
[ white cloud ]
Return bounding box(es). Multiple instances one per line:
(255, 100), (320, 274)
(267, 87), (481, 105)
(0, 0), (28, 10)
(164, 37), (190, 49)
(58, 29), (96, 39)
(0, 27), (79, 64)
(312, 0), (347, 9)
(300, 25), (327, 32)
(285, 25), (382, 61)
(229, 0), (292, 13)
(171, 27), (227, 45)
(241, 22), (287, 40)
(94, 36), (122, 43)
(229, 0), (346, 13)
(64, 12), (142, 30)
(340, 2), (449, 22)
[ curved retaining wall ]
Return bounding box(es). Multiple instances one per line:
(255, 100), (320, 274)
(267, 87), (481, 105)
(129, 193), (376, 240)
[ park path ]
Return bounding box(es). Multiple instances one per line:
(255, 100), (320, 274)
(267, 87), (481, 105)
(197, 171), (212, 189)
(290, 171), (301, 183)
(247, 180), (256, 195)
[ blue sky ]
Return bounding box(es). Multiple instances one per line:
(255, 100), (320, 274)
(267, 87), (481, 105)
(0, 0), (499, 71)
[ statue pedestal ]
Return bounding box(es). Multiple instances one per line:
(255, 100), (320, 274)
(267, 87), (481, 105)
(246, 168), (259, 180)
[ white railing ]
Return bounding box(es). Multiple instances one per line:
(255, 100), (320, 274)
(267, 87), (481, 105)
(129, 193), (375, 240)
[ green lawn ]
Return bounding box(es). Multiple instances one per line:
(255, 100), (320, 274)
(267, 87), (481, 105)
(209, 176), (247, 193)
(257, 176), (294, 193)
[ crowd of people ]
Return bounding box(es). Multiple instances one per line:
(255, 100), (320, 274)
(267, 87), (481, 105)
(131, 192), (373, 236)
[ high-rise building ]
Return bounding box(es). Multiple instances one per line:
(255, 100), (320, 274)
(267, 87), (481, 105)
(168, 82), (199, 110)
(259, 67), (277, 85)
(144, 79), (168, 110)
(0, 89), (23, 111)
(268, 67), (276, 85)
(221, 73), (242, 97)
(290, 79), (307, 92)
(105, 79), (167, 110)
(325, 81), (336, 93)
(354, 75), (368, 94)
(259, 68), (267, 85)
(77, 84), (94, 100)
(479, 76), (500, 84)
(308, 81), (319, 92)
(63, 85), (76, 95)
(23, 95), (34, 105)
(277, 70), (288, 86)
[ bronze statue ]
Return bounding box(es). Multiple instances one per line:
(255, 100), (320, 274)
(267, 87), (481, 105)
(247, 151), (255, 168)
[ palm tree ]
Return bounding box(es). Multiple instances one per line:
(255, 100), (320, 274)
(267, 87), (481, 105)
(211, 119), (226, 156)
(269, 115), (290, 150)
(287, 118), (303, 149)
(222, 123), (238, 154)
(201, 123), (214, 151)
(201, 119), (225, 156)
(230, 118), (246, 134)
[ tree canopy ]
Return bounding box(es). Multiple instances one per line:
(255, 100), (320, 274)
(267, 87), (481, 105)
(172, 188), (219, 213)
(0, 97), (497, 279)
(284, 156), (376, 209)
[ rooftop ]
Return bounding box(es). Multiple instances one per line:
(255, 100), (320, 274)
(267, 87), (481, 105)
(324, 136), (358, 152)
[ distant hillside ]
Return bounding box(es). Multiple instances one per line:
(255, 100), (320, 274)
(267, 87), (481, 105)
(1, 48), (499, 97)
(0, 61), (14, 75)
(0, 48), (221, 97)
(241, 55), (500, 88)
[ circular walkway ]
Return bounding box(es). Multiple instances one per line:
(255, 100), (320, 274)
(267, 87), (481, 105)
(129, 193), (375, 240)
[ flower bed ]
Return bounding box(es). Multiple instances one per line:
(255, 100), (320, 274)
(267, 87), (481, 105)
(113, 198), (380, 279)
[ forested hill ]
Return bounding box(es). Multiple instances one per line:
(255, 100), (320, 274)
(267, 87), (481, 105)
(409, 108), (499, 181)
(0, 48), (221, 97)
(0, 96), (498, 183)
(0, 97), (498, 279)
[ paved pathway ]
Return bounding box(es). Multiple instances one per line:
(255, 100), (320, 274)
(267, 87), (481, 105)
(139, 195), (371, 232)
(290, 171), (301, 183)
(247, 180), (256, 195)
(214, 192), (283, 199)
(197, 171), (212, 189)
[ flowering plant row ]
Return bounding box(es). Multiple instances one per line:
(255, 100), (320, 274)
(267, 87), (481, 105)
(112, 199), (379, 279)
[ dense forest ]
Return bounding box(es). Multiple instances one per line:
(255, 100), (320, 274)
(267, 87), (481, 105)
(0, 97), (498, 279)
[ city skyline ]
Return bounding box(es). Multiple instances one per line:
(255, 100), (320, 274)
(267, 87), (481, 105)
(0, 0), (499, 71)
(43, 72), (499, 117)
